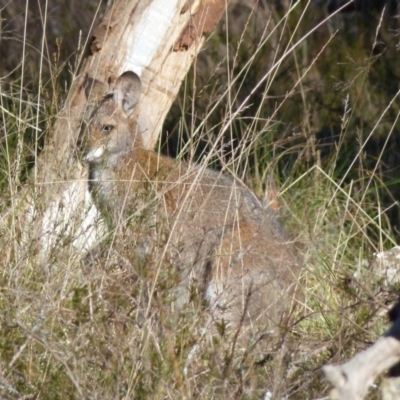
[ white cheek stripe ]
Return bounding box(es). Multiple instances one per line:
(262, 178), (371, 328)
(84, 146), (104, 162)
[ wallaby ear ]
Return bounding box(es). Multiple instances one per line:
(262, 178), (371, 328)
(83, 77), (107, 123)
(114, 71), (141, 115)
(84, 77), (107, 102)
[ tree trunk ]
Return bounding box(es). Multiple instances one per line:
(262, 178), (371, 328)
(18, 0), (230, 264)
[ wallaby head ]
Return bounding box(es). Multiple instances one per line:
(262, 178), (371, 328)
(81, 71), (142, 165)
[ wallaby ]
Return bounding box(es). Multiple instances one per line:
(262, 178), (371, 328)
(80, 71), (300, 334)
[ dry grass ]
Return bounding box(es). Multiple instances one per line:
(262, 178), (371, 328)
(0, 1), (399, 399)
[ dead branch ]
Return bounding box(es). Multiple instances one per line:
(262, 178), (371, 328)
(324, 302), (400, 400)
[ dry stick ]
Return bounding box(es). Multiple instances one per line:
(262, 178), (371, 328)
(323, 315), (400, 400)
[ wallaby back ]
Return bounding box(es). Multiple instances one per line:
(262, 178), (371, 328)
(80, 71), (301, 335)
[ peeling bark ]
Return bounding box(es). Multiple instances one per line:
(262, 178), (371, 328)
(176, 0), (228, 50)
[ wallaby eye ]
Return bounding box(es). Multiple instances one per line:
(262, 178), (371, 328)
(101, 124), (115, 135)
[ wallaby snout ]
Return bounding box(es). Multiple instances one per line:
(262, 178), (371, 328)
(81, 71), (301, 337)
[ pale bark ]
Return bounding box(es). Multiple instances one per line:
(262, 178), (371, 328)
(15, 0), (230, 263)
